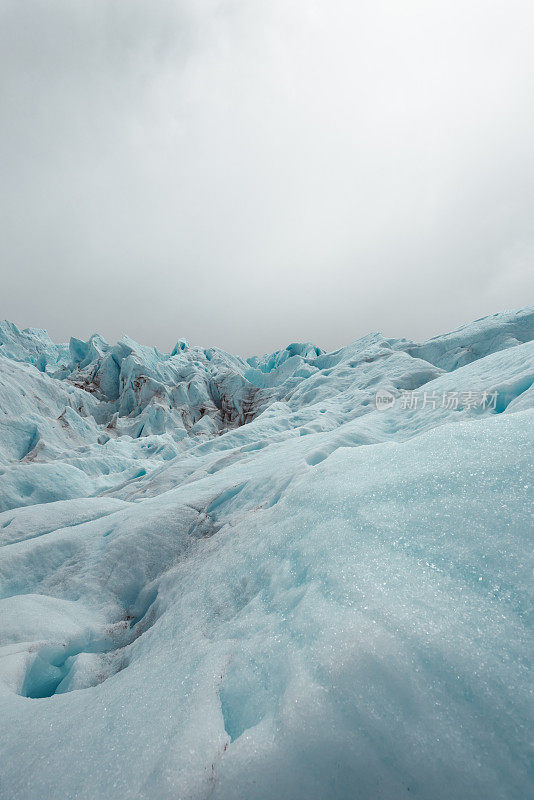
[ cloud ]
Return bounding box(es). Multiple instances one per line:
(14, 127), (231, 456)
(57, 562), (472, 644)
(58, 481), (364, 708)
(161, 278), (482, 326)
(1, 0), (533, 354)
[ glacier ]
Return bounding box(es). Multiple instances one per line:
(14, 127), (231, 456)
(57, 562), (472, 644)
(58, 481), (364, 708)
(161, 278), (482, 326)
(0, 309), (532, 800)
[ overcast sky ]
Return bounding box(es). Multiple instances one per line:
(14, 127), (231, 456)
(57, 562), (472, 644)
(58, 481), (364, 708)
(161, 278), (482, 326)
(1, 0), (533, 355)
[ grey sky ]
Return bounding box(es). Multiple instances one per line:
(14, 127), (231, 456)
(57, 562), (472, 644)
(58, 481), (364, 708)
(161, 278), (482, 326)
(1, 0), (533, 356)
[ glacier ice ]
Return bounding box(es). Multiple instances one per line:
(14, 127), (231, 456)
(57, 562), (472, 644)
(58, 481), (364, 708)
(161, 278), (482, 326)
(0, 309), (533, 800)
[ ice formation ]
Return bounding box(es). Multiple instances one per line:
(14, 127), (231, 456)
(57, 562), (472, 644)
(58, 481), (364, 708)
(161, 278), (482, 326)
(0, 309), (532, 800)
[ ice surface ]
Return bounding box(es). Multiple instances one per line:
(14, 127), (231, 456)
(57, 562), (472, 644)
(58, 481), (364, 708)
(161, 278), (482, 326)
(0, 308), (533, 800)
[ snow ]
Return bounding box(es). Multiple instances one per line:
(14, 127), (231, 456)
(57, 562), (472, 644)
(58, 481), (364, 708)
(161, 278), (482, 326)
(0, 308), (533, 800)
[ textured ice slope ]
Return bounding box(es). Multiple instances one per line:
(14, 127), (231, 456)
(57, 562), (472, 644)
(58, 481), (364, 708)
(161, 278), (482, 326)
(0, 309), (533, 800)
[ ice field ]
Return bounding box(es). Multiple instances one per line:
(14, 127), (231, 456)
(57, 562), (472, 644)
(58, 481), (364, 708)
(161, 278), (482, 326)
(0, 308), (532, 799)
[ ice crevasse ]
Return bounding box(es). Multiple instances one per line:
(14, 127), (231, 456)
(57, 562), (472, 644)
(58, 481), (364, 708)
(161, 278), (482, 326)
(0, 308), (533, 800)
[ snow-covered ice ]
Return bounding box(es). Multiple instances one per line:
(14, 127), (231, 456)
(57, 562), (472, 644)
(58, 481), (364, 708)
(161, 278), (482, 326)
(0, 309), (532, 799)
